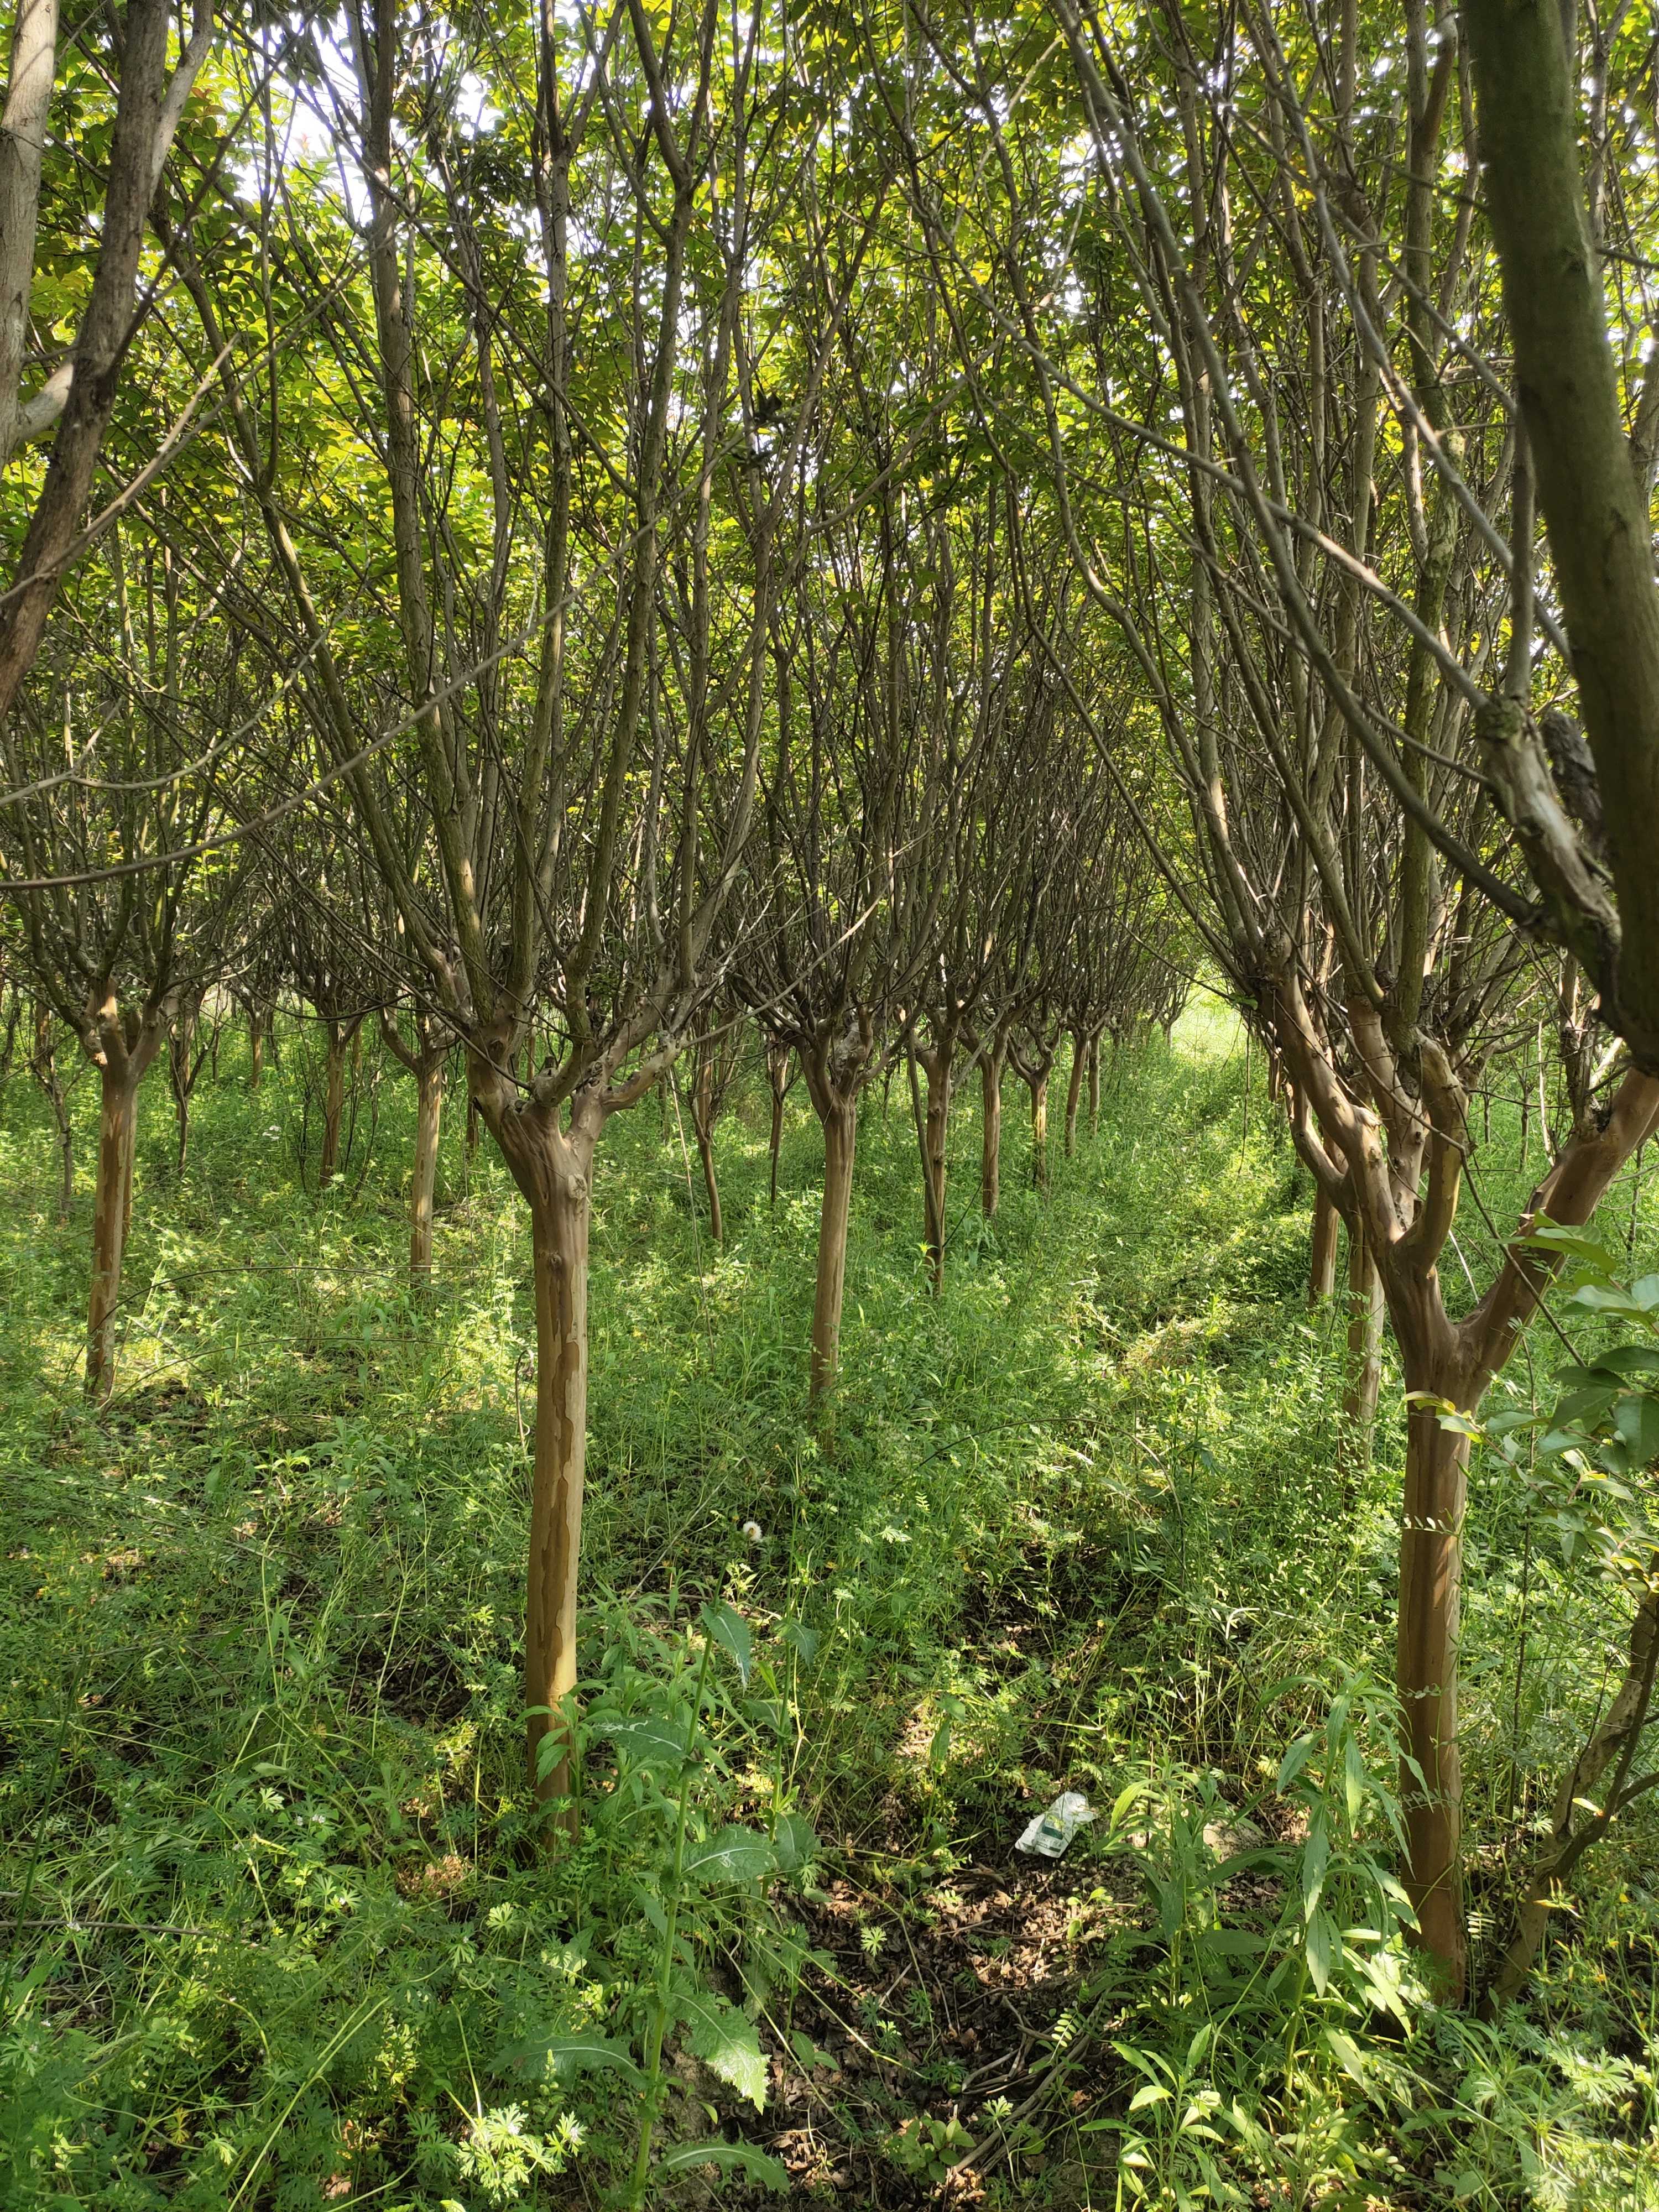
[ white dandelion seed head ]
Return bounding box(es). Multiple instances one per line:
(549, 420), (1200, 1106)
(741, 1520), (763, 1545)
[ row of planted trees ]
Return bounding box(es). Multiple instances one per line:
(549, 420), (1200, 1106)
(4, 0), (1659, 2013)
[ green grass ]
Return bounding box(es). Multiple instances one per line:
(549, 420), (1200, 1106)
(1, 1005), (1656, 2210)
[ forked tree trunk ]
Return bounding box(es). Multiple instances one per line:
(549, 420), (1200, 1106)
(1063, 1031), (1088, 1157)
(1087, 1034), (1102, 1137)
(410, 1057), (443, 1284)
(980, 1037), (1006, 1215)
(1309, 1186), (1340, 1303)
(1344, 1221), (1384, 1453)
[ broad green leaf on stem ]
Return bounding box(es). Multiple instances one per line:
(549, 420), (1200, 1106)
(492, 2030), (643, 2086)
(683, 1824), (775, 1884)
(1305, 1907), (1335, 1995)
(676, 1989), (768, 2107)
(599, 1715), (688, 1770)
(658, 2139), (790, 2190)
(700, 1601), (752, 1686)
(771, 1811), (818, 1874)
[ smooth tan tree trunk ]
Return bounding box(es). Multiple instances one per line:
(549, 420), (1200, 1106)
(980, 1045), (1005, 1216)
(1396, 1379), (1472, 1995)
(693, 1053), (723, 1243)
(88, 1067), (138, 1401)
(321, 1024), (346, 1185)
(1309, 1187), (1340, 1303)
(1030, 1072), (1050, 1195)
(1344, 1223), (1384, 1453)
(486, 1095), (600, 1828)
(410, 1058), (443, 1284)
(914, 1041), (952, 1293)
(54, 1091), (72, 1222)
(248, 1008), (264, 1090)
(1063, 1033), (1087, 1157)
(810, 1100), (857, 1401)
(34, 1005), (72, 1221)
(1087, 1035), (1102, 1137)
(767, 1042), (792, 1204)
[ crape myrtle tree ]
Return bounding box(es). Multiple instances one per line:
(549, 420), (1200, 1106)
(1053, 805), (1185, 1160)
(0, 523), (250, 1397)
(275, 857), (378, 1197)
(180, 0), (883, 1815)
(901, 495), (1038, 1293)
(915, 0), (1659, 1997)
(737, 466), (1005, 1394)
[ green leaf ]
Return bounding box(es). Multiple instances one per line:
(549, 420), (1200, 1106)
(1614, 1392), (1659, 1464)
(1301, 1820), (1329, 1918)
(658, 2139), (790, 2191)
(1128, 2082), (1171, 2110)
(780, 1620), (820, 1665)
(1324, 2028), (1367, 2086)
(1526, 1222), (1619, 1270)
(771, 1811), (818, 1874)
(493, 2030), (643, 2085)
(683, 1824), (775, 1884)
(1343, 1733), (1367, 1827)
(677, 1990), (769, 2107)
(701, 1601), (752, 1686)
(601, 1715), (689, 1770)
(1277, 1733), (1316, 1793)
(1305, 1907), (1335, 1995)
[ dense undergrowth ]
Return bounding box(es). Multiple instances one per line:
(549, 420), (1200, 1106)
(1, 1008), (1656, 2210)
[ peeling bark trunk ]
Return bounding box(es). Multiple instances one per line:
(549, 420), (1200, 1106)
(410, 1057), (443, 1284)
(1310, 1186), (1340, 1302)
